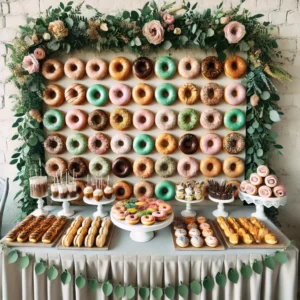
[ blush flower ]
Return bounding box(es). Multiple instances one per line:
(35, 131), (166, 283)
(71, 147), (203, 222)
(33, 48), (46, 60)
(224, 21), (246, 44)
(22, 54), (39, 74)
(163, 13), (175, 25)
(142, 20), (164, 45)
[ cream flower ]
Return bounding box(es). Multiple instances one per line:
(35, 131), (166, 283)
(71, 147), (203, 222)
(224, 21), (246, 44)
(48, 20), (68, 39)
(43, 32), (51, 40)
(174, 27), (181, 35)
(142, 20), (164, 45)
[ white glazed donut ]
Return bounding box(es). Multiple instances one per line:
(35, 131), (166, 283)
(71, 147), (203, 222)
(110, 133), (132, 154)
(155, 108), (177, 130)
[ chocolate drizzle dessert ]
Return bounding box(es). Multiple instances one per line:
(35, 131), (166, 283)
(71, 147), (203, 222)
(207, 180), (234, 200)
(29, 176), (48, 198)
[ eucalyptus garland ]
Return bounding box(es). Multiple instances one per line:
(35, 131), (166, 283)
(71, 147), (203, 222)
(6, 0), (291, 221)
(4, 245), (290, 299)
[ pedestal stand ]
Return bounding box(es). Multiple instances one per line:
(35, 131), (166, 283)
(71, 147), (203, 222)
(209, 195), (234, 217)
(175, 197), (204, 217)
(32, 197), (49, 216)
(51, 195), (78, 217)
(83, 197), (115, 218)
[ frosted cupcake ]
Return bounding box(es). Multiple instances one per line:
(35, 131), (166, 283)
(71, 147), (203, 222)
(84, 186), (93, 199)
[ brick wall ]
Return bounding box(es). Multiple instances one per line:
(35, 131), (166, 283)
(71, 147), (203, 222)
(0, 0), (299, 238)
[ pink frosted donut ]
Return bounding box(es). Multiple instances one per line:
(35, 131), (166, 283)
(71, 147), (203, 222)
(200, 109), (223, 130)
(155, 108), (177, 130)
(224, 82), (246, 105)
(199, 222), (210, 230)
(200, 133), (222, 155)
(177, 157), (199, 178)
(133, 109), (154, 131)
(66, 109), (87, 131)
(86, 58), (108, 80)
(156, 200), (165, 205)
(88, 133), (110, 154)
(109, 83), (131, 105)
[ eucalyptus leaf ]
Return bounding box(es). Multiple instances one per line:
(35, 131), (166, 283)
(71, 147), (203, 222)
(131, 11), (139, 21)
(65, 17), (74, 28)
(228, 268), (239, 284)
(123, 11), (130, 19)
(253, 260), (263, 275)
(134, 37), (141, 46)
(75, 275), (86, 289)
(269, 110), (281, 122)
(274, 251), (287, 264)
(207, 28), (214, 37)
(61, 270), (71, 285)
(261, 91), (270, 100)
(114, 284), (125, 299)
(139, 286), (150, 299)
(241, 264), (252, 279)
(264, 256), (275, 270)
(203, 276), (214, 291)
(165, 285), (175, 299)
(102, 281), (113, 296)
(126, 285), (136, 299)
(215, 272), (226, 287)
(35, 261), (46, 275)
(19, 255), (30, 269)
(8, 250), (19, 264)
(47, 266), (58, 280)
(192, 24), (197, 34)
(247, 127), (255, 134)
(163, 40), (172, 50)
(252, 120), (259, 128)
(178, 283), (189, 298)
(257, 149), (264, 157)
(179, 36), (189, 45)
(88, 279), (99, 291)
(190, 280), (201, 294)
(152, 286), (163, 299)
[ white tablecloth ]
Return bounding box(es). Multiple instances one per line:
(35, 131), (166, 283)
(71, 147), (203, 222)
(1, 205), (298, 300)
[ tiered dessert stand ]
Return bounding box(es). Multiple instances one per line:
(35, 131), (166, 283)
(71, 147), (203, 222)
(209, 195), (235, 217)
(111, 212), (174, 243)
(51, 195), (78, 217)
(83, 196), (116, 218)
(238, 190), (287, 220)
(175, 197), (204, 217)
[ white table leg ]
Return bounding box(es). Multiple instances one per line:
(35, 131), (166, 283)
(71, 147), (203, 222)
(93, 203), (108, 218)
(181, 202), (197, 217)
(251, 204), (267, 220)
(58, 201), (74, 217)
(32, 198), (49, 216)
(130, 231), (154, 242)
(212, 202), (229, 218)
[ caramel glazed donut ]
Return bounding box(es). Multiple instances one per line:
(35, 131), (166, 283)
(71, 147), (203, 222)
(134, 180), (154, 198)
(113, 181), (133, 200)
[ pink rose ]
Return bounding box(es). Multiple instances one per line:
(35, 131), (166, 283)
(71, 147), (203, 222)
(22, 54), (39, 74)
(163, 13), (175, 25)
(33, 48), (45, 60)
(224, 21), (246, 44)
(142, 20), (164, 45)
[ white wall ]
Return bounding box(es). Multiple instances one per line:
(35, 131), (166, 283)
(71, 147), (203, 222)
(0, 0), (299, 238)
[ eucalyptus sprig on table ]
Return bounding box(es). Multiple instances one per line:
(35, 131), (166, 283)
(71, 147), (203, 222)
(6, 0), (291, 223)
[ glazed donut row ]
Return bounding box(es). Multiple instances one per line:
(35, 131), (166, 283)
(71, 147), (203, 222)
(43, 81), (246, 107)
(43, 107), (246, 132)
(44, 132), (245, 156)
(45, 155), (244, 179)
(41, 55), (247, 82)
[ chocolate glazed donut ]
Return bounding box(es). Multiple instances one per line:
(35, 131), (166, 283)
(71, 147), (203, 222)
(68, 157), (89, 178)
(88, 109), (109, 131)
(112, 157), (132, 178)
(179, 134), (199, 154)
(132, 57), (153, 79)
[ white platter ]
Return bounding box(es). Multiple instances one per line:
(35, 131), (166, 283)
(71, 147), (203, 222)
(111, 212), (174, 243)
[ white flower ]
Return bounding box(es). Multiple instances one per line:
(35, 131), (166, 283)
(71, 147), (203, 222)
(174, 27), (181, 35)
(100, 23), (108, 31)
(43, 32), (51, 40)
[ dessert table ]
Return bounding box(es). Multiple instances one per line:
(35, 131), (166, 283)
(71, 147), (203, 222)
(0, 204), (298, 300)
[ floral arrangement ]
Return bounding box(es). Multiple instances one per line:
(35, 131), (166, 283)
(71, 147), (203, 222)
(6, 0), (291, 223)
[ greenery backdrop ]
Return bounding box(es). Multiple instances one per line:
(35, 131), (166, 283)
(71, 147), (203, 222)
(6, 0), (291, 223)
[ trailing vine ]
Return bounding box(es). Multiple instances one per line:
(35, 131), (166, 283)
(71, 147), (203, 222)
(6, 0), (291, 223)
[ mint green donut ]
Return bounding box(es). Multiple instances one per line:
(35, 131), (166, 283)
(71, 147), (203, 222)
(133, 134), (154, 155)
(155, 180), (175, 201)
(66, 133), (88, 155)
(155, 56), (176, 79)
(224, 108), (245, 131)
(89, 157), (111, 177)
(155, 83), (177, 106)
(43, 109), (64, 131)
(87, 84), (108, 106)
(178, 108), (199, 130)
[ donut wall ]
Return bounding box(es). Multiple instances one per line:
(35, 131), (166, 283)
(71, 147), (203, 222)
(43, 50), (246, 200)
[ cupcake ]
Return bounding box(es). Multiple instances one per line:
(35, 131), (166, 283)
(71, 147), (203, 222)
(104, 185), (113, 199)
(93, 189), (103, 201)
(84, 186), (93, 199)
(194, 190), (202, 200)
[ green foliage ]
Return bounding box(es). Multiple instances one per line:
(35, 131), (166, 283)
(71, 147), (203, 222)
(6, 0), (291, 222)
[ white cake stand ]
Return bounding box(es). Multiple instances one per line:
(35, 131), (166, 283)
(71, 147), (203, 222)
(111, 212), (174, 243)
(83, 196), (115, 218)
(175, 197), (204, 217)
(209, 195), (234, 217)
(31, 195), (49, 216)
(51, 195), (78, 217)
(238, 190), (287, 220)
